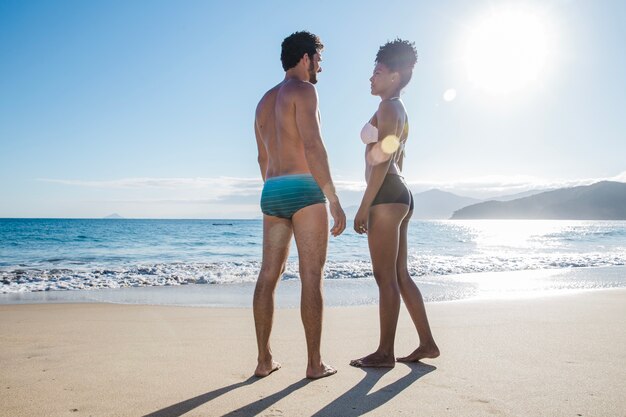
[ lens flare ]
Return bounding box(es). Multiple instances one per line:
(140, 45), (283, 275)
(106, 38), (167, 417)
(366, 135), (400, 166)
(443, 89), (457, 102)
(381, 135), (400, 154)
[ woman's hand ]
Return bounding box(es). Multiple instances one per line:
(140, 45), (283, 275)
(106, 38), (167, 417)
(354, 205), (370, 234)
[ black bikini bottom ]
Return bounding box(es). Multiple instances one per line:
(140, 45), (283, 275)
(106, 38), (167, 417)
(371, 174), (414, 211)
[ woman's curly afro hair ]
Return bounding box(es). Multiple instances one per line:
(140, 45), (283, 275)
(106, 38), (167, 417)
(375, 39), (418, 88)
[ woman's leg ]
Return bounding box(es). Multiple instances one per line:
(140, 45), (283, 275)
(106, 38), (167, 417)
(396, 211), (440, 362)
(350, 203), (408, 367)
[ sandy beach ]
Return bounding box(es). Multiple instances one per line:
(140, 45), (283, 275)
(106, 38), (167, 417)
(1, 289), (625, 417)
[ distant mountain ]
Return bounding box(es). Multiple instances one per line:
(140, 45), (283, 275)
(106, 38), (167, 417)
(491, 188), (552, 202)
(343, 205), (360, 220)
(451, 181), (626, 220)
(343, 189), (479, 220)
(103, 213), (124, 219)
(412, 189), (481, 219)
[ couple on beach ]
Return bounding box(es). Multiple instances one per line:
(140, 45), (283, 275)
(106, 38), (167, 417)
(253, 31), (439, 380)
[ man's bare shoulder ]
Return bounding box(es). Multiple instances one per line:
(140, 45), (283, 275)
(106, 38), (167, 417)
(256, 83), (282, 118)
(279, 79), (317, 102)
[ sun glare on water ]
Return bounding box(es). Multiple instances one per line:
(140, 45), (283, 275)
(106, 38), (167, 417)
(465, 8), (550, 94)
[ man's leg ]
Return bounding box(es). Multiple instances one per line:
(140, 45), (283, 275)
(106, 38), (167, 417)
(291, 203), (336, 379)
(253, 214), (293, 377)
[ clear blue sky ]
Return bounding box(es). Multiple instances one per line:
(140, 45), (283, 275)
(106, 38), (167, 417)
(1, 0), (625, 218)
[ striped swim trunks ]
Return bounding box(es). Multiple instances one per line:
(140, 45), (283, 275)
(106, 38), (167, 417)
(260, 174), (326, 219)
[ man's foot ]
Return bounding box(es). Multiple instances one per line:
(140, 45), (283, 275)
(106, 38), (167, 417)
(306, 362), (337, 380)
(396, 344), (440, 362)
(254, 360), (281, 377)
(350, 351), (395, 368)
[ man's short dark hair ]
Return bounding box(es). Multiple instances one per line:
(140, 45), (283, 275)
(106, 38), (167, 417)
(375, 38), (418, 88)
(281, 31), (324, 71)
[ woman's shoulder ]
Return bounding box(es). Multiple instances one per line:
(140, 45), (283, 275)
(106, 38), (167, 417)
(376, 99), (405, 122)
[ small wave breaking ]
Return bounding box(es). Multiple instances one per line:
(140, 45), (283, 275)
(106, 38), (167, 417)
(2, 252), (625, 294)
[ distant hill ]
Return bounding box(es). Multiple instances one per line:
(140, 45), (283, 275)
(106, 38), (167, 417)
(490, 188), (552, 202)
(103, 213), (124, 219)
(343, 189), (479, 219)
(412, 189), (481, 219)
(451, 181), (626, 220)
(343, 205), (360, 220)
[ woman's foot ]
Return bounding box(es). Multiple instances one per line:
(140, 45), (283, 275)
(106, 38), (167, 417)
(396, 343), (440, 362)
(350, 351), (395, 368)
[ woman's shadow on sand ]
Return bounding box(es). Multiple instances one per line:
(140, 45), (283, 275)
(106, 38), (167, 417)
(310, 362), (436, 417)
(143, 362), (435, 417)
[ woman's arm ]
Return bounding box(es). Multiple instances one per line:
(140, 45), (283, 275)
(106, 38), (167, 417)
(354, 101), (401, 233)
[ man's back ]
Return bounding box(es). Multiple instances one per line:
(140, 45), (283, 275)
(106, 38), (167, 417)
(255, 80), (312, 179)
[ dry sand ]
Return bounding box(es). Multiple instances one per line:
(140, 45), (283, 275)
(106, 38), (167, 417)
(1, 289), (625, 417)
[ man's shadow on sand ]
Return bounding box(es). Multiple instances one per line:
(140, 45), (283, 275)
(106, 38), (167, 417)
(143, 362), (435, 417)
(142, 376), (309, 417)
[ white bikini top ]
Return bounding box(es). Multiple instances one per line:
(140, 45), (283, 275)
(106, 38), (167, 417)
(360, 122), (408, 156)
(360, 97), (408, 153)
(360, 122), (378, 144)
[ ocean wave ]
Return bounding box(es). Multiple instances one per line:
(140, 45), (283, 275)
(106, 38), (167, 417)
(1, 251), (626, 294)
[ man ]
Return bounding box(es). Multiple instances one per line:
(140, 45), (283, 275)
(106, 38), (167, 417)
(253, 31), (346, 379)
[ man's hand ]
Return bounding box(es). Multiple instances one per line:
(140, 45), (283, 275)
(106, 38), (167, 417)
(329, 199), (346, 237)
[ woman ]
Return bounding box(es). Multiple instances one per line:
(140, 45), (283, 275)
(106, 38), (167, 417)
(351, 39), (439, 368)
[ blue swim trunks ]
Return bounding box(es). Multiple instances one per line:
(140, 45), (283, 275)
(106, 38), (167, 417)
(261, 174), (326, 219)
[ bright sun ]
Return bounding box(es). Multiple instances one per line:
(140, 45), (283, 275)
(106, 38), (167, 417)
(465, 8), (550, 94)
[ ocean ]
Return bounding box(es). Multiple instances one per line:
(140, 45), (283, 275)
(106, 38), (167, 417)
(1, 218), (625, 306)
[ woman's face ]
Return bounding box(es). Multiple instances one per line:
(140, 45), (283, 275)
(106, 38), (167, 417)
(369, 63), (395, 96)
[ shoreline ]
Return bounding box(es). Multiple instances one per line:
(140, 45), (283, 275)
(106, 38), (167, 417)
(1, 289), (625, 416)
(2, 265), (625, 308)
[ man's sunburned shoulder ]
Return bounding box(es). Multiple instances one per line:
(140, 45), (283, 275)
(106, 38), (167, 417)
(259, 84), (281, 103)
(285, 79), (316, 92)
(256, 81), (316, 116)
(280, 80), (317, 103)
(256, 85), (281, 117)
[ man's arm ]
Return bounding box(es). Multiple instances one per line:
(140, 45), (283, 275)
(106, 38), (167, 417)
(294, 83), (337, 200)
(254, 119), (268, 182)
(294, 82), (345, 236)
